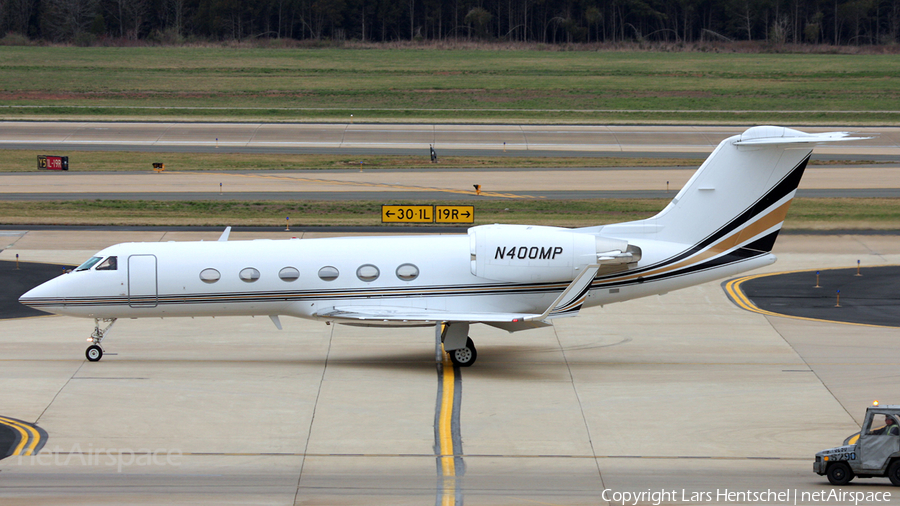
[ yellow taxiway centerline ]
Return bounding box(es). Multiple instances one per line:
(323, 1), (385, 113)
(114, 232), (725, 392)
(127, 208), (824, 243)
(439, 347), (456, 476)
(438, 345), (459, 506)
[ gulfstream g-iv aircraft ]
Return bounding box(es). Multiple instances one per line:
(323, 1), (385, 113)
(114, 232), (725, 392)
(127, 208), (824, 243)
(20, 126), (867, 366)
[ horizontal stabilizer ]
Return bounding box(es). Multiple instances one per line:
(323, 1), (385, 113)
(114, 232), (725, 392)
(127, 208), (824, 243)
(734, 127), (871, 146)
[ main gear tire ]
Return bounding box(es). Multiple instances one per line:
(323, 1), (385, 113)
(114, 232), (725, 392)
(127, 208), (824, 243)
(448, 337), (477, 367)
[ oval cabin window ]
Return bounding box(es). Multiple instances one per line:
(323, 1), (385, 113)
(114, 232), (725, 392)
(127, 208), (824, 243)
(279, 267), (300, 282)
(200, 268), (221, 284)
(318, 266), (339, 281)
(356, 264), (380, 282)
(239, 267), (260, 282)
(396, 263), (419, 281)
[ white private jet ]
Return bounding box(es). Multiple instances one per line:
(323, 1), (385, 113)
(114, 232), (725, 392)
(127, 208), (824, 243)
(19, 126), (866, 366)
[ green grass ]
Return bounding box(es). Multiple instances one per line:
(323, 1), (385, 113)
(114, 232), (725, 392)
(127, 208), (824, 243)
(0, 149), (882, 173)
(0, 199), (666, 227)
(1, 47), (899, 123)
(0, 198), (896, 229)
(0, 149), (704, 172)
(786, 199), (900, 229)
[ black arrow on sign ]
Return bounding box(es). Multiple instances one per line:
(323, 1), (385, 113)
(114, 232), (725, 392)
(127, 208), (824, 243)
(462, 211), (471, 218)
(385, 211), (395, 217)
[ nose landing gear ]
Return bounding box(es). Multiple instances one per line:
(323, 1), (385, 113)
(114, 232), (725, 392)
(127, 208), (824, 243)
(86, 345), (103, 361)
(86, 318), (116, 362)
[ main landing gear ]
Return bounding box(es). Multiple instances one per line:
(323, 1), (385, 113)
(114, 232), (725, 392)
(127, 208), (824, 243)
(441, 322), (478, 367)
(86, 318), (116, 362)
(449, 337), (477, 367)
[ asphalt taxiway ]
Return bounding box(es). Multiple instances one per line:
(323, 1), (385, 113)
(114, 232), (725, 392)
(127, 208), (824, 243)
(2, 122), (899, 157)
(1, 230), (899, 505)
(730, 265), (900, 328)
(0, 260), (71, 319)
(2, 164), (899, 201)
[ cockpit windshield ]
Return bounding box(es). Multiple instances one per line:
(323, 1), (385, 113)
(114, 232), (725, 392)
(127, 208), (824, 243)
(96, 256), (117, 271)
(75, 256), (103, 271)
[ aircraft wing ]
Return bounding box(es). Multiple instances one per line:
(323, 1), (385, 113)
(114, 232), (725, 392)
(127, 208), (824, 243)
(314, 264), (601, 325)
(316, 306), (543, 323)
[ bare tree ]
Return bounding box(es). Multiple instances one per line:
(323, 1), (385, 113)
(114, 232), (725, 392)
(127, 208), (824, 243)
(8, 0), (37, 34)
(125, 0), (150, 38)
(769, 14), (790, 43)
(41, 0), (99, 41)
(585, 6), (601, 42)
(465, 6), (492, 39)
(168, 0), (185, 35)
(739, 0), (753, 40)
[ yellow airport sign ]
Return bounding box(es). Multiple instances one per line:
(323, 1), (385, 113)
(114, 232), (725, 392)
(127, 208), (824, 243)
(382, 205), (434, 223)
(435, 205), (475, 223)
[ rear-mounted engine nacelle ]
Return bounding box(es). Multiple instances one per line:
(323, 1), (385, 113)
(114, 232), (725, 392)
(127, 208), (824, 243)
(468, 224), (639, 283)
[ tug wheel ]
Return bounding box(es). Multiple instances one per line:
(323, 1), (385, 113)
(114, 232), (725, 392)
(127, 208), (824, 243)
(888, 460), (900, 486)
(826, 462), (853, 486)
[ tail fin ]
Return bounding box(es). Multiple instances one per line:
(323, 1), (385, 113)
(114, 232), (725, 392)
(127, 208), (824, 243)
(599, 126), (867, 255)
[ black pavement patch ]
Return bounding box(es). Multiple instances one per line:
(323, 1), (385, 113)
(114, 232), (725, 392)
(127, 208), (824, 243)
(0, 260), (71, 319)
(0, 416), (48, 461)
(0, 423), (17, 460)
(740, 266), (900, 327)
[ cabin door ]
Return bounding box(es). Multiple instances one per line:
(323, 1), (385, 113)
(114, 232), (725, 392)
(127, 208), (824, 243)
(128, 255), (158, 308)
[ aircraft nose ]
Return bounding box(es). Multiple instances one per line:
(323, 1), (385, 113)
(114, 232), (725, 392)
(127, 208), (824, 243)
(19, 278), (59, 308)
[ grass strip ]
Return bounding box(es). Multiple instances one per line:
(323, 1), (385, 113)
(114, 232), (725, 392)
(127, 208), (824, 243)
(0, 150), (699, 172)
(0, 198), (896, 230)
(0, 150), (882, 173)
(1, 48), (899, 124)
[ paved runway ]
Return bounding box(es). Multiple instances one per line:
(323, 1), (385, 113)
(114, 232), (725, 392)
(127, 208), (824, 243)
(2, 122), (900, 157)
(2, 165), (899, 201)
(3, 189), (900, 201)
(1, 231), (899, 505)
(1, 122), (897, 201)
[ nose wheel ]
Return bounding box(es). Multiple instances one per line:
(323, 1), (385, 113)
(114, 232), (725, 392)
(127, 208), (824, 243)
(86, 345), (103, 362)
(85, 318), (116, 362)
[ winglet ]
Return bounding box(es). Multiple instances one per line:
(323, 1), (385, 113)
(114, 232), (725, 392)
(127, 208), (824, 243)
(218, 226), (232, 242)
(526, 264), (599, 322)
